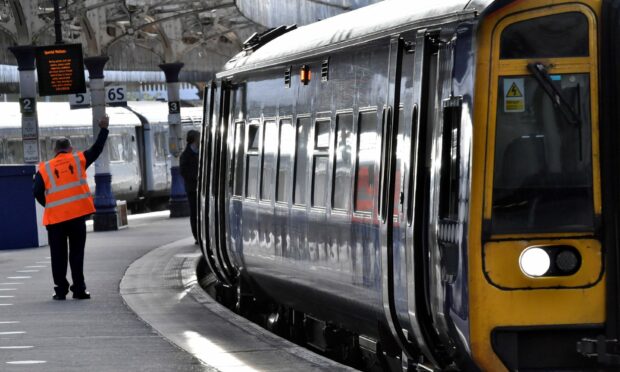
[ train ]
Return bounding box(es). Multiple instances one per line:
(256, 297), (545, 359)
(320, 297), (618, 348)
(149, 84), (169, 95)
(0, 101), (202, 211)
(198, 0), (620, 370)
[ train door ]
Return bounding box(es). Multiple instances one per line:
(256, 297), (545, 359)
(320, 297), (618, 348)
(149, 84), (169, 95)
(207, 81), (237, 285)
(198, 82), (222, 280)
(381, 29), (460, 367)
(378, 33), (441, 367)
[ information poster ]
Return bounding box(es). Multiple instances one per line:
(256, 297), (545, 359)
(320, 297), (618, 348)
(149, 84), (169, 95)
(35, 44), (86, 96)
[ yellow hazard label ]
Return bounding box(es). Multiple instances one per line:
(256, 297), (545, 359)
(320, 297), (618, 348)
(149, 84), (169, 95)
(506, 82), (523, 98)
(504, 78), (525, 113)
(505, 100), (524, 111)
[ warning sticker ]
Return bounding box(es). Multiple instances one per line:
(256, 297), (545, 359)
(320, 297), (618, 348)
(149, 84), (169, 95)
(503, 78), (525, 113)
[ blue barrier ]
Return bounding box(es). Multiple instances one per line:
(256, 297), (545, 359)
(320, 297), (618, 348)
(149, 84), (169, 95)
(0, 165), (46, 249)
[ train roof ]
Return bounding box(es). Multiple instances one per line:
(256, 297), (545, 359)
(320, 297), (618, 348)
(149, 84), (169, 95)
(220, 0), (496, 76)
(126, 101), (203, 125)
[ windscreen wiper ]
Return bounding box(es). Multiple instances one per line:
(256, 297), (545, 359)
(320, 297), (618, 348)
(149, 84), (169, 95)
(527, 62), (583, 159)
(527, 63), (581, 126)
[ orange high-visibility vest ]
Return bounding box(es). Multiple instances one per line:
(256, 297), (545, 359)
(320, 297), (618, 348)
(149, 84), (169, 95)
(38, 152), (95, 225)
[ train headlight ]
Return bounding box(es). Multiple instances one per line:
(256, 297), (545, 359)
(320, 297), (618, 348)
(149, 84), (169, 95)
(519, 247), (550, 277)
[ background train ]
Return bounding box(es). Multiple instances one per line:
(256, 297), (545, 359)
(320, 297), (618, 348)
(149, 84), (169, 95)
(0, 101), (202, 211)
(199, 0), (620, 371)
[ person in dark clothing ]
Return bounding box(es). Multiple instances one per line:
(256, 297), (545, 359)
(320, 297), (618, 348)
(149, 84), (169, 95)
(180, 130), (200, 244)
(33, 115), (109, 300)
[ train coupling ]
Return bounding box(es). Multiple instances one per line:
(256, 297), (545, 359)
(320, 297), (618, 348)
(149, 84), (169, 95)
(577, 335), (620, 365)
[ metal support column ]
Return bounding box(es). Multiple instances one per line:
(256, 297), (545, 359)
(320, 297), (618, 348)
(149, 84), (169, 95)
(9, 45), (40, 164)
(159, 62), (189, 217)
(85, 56), (118, 231)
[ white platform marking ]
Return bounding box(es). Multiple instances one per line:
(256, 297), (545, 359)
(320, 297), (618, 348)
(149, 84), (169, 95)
(6, 361), (46, 365)
(7, 276), (31, 279)
(0, 346), (33, 349)
(0, 331), (25, 335)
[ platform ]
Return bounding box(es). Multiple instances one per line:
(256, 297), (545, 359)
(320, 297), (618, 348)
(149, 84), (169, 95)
(0, 212), (354, 371)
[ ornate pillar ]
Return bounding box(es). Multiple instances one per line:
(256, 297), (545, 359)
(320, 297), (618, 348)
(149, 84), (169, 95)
(159, 62), (189, 217)
(85, 56), (118, 231)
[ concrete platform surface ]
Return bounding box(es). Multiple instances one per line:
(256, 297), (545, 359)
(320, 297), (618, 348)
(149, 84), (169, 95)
(0, 212), (354, 371)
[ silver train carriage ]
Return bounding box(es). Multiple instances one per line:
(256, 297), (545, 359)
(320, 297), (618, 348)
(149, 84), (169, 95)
(199, 0), (620, 371)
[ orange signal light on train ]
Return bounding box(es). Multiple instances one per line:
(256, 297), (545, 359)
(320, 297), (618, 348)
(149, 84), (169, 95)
(300, 65), (311, 85)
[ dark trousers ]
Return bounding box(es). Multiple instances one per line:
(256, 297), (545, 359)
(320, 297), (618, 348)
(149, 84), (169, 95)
(46, 216), (87, 295)
(186, 190), (198, 241)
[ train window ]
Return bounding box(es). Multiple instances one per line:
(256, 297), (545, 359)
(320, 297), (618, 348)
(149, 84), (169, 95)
(276, 119), (294, 202)
(124, 135), (134, 161)
(312, 119), (330, 208)
(70, 136), (88, 152)
(313, 156), (329, 208)
(108, 135), (124, 162)
(248, 124), (260, 150)
(154, 132), (167, 160)
(500, 12), (588, 59)
(38, 139), (47, 161)
(492, 74), (594, 234)
(439, 99), (462, 221)
(333, 113), (353, 211)
(233, 122), (245, 197)
(6, 140), (23, 164)
(246, 120), (261, 200)
(355, 111), (378, 213)
(294, 117), (310, 205)
(0, 139), (6, 164)
(261, 120), (278, 201)
(246, 155), (260, 200)
(315, 120), (330, 149)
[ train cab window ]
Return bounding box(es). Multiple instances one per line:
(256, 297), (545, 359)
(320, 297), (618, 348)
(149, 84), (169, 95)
(333, 113), (353, 211)
(355, 111), (378, 213)
(500, 12), (588, 59)
(261, 120), (278, 201)
(492, 74), (594, 234)
(312, 119), (330, 208)
(294, 117), (310, 205)
(246, 122), (260, 200)
(491, 10), (596, 235)
(276, 119), (294, 202)
(233, 122), (245, 197)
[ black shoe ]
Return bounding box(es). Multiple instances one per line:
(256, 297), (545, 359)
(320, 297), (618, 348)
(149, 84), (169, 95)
(72, 291), (91, 300)
(52, 293), (66, 300)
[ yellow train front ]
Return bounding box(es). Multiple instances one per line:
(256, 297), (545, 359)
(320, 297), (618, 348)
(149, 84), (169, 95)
(198, 0), (620, 370)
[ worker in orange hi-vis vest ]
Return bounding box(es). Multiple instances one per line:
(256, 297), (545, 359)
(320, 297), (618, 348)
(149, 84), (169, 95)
(33, 115), (109, 300)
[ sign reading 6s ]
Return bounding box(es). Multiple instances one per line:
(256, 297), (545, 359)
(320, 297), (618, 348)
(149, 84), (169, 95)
(106, 85), (127, 106)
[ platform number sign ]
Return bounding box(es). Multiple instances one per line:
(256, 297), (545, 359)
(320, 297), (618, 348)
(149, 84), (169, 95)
(168, 101), (181, 114)
(19, 97), (36, 114)
(106, 85), (127, 107)
(69, 91), (91, 109)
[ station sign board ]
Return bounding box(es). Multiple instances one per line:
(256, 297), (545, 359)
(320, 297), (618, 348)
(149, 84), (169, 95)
(23, 139), (39, 163)
(106, 85), (127, 106)
(69, 91), (91, 109)
(35, 44), (86, 96)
